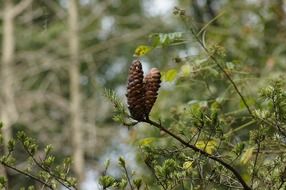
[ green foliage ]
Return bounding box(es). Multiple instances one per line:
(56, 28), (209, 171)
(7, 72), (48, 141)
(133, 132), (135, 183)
(98, 157), (146, 190)
(162, 69), (178, 82)
(134, 32), (184, 57)
(105, 5), (286, 190)
(134, 45), (153, 57)
(0, 176), (7, 189)
(133, 178), (143, 189)
(99, 175), (116, 189)
(104, 89), (128, 122)
(0, 129), (77, 189)
(149, 32), (184, 48)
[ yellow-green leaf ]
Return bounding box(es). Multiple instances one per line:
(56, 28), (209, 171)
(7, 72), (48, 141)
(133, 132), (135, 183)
(163, 69), (177, 82)
(181, 64), (191, 77)
(195, 140), (217, 154)
(182, 161), (193, 171)
(138, 137), (156, 146)
(134, 45), (152, 57)
(240, 147), (254, 165)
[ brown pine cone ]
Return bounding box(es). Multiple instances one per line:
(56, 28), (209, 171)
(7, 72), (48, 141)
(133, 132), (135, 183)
(126, 60), (145, 120)
(144, 68), (161, 117)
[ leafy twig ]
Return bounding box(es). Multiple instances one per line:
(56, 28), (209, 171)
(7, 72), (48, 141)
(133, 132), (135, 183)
(143, 118), (252, 190)
(183, 17), (254, 118)
(144, 160), (168, 190)
(1, 161), (53, 189)
(19, 140), (77, 190)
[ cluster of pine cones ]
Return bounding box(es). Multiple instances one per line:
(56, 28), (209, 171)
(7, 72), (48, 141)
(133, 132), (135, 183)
(126, 60), (161, 121)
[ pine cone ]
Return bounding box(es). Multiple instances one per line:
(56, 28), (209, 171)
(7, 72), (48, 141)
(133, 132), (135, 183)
(144, 68), (161, 117)
(126, 60), (145, 120)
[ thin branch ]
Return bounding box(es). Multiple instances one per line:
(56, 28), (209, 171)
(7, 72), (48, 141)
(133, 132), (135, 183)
(19, 140), (77, 190)
(182, 16), (254, 118)
(194, 125), (203, 145)
(143, 118), (252, 190)
(122, 164), (134, 190)
(1, 161), (53, 189)
(197, 10), (226, 36)
(193, 30), (253, 117)
(225, 120), (256, 138)
(251, 143), (260, 188)
(144, 157), (167, 190)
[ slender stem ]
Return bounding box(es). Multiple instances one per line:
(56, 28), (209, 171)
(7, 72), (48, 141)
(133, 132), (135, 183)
(225, 120), (256, 138)
(194, 127), (202, 145)
(143, 118), (252, 190)
(1, 161), (53, 189)
(251, 143), (260, 188)
(181, 180), (185, 190)
(185, 20), (253, 118)
(122, 164), (134, 190)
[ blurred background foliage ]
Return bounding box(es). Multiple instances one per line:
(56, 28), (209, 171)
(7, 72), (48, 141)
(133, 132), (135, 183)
(1, 0), (286, 189)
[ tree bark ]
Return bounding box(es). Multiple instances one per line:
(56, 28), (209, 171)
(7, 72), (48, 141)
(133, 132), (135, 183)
(1, 0), (18, 152)
(68, 0), (85, 184)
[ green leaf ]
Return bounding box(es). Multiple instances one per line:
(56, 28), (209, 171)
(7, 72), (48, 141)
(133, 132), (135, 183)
(226, 62), (234, 70)
(182, 161), (193, 171)
(196, 140), (217, 154)
(99, 175), (116, 189)
(118, 157), (126, 167)
(208, 68), (219, 77)
(0, 176), (7, 188)
(163, 69), (177, 82)
(180, 64), (191, 77)
(104, 159), (110, 170)
(149, 32), (183, 47)
(133, 178), (142, 189)
(138, 137), (156, 146)
(8, 139), (16, 152)
(240, 147), (254, 165)
(28, 186), (35, 190)
(134, 45), (152, 57)
(239, 98), (255, 109)
(44, 144), (53, 156)
(118, 179), (127, 189)
(43, 156), (55, 167)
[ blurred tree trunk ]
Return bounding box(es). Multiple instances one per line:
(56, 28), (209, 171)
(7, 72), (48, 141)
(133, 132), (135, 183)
(1, 0), (17, 181)
(1, 0), (32, 183)
(68, 0), (85, 184)
(1, 0), (17, 153)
